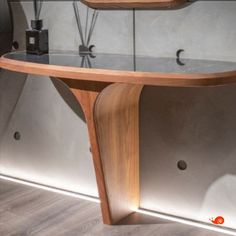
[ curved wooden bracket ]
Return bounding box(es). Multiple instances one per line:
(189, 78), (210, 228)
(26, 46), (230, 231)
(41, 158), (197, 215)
(54, 78), (113, 224)
(94, 83), (143, 224)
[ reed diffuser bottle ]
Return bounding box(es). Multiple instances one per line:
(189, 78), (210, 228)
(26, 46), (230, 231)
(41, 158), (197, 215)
(26, 0), (48, 55)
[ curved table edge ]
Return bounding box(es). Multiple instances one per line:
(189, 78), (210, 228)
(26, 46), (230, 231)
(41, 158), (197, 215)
(1, 55), (236, 87)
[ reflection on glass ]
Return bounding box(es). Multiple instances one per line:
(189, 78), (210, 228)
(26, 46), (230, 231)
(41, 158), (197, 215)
(5, 51), (236, 74)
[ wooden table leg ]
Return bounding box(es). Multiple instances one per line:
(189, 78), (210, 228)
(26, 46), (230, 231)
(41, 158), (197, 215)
(55, 78), (113, 224)
(94, 83), (143, 224)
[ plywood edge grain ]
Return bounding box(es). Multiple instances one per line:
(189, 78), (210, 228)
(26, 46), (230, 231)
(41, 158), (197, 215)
(94, 83), (143, 224)
(1, 55), (236, 87)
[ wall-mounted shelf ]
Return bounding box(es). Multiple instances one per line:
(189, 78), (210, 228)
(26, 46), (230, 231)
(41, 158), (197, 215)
(81, 0), (187, 9)
(2, 52), (236, 87)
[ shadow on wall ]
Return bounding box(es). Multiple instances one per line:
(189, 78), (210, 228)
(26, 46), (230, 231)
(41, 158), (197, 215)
(10, 1), (28, 50)
(51, 78), (86, 122)
(0, 0), (13, 55)
(0, 2), (28, 127)
(0, 1), (28, 140)
(0, 70), (28, 138)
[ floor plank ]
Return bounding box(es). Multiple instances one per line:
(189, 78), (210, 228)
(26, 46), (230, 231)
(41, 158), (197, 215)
(0, 179), (228, 236)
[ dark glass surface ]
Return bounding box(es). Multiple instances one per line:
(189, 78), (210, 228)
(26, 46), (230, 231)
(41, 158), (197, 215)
(4, 51), (236, 74)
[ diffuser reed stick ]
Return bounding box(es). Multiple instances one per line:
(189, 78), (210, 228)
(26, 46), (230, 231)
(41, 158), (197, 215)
(33, 0), (43, 21)
(73, 0), (98, 49)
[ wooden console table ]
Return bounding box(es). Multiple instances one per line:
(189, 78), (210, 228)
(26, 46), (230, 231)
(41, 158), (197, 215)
(1, 52), (236, 225)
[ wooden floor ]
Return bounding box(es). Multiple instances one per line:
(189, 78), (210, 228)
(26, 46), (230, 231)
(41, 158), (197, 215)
(0, 179), (227, 236)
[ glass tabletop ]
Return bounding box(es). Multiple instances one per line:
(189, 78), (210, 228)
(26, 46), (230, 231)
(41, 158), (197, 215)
(4, 51), (236, 75)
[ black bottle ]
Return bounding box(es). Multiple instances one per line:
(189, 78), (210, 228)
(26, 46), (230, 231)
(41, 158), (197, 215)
(26, 19), (48, 55)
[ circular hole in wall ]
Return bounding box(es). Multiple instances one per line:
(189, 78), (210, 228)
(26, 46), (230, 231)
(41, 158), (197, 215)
(14, 131), (21, 141)
(177, 160), (187, 171)
(12, 41), (19, 50)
